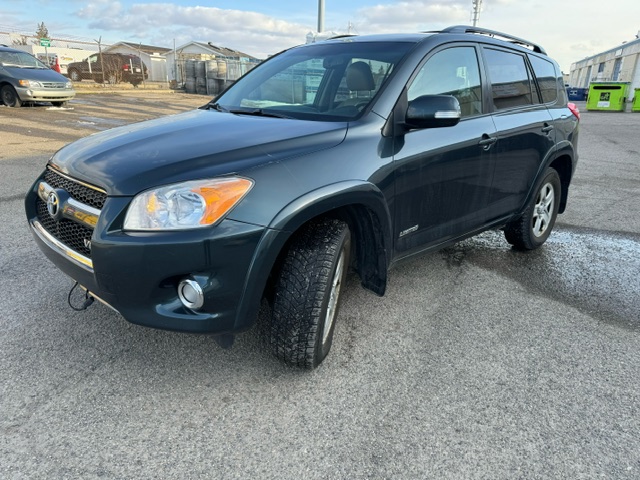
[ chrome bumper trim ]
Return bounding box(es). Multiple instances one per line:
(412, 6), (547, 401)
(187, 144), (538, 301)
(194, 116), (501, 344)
(78, 285), (120, 314)
(31, 219), (94, 270)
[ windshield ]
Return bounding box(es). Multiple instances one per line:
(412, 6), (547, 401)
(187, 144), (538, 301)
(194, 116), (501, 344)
(214, 41), (414, 121)
(0, 51), (49, 69)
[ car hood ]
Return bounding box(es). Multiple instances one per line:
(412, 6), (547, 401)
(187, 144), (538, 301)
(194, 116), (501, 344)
(49, 109), (348, 196)
(2, 66), (69, 83)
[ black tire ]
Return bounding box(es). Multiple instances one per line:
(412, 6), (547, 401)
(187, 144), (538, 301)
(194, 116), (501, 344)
(1, 85), (22, 107)
(68, 69), (82, 82)
(51, 101), (67, 107)
(504, 167), (561, 250)
(268, 218), (351, 369)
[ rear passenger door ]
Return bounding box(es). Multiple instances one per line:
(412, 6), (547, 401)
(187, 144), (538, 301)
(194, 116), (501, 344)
(483, 47), (555, 219)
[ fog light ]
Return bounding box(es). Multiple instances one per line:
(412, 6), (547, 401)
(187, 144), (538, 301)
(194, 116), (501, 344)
(177, 278), (204, 310)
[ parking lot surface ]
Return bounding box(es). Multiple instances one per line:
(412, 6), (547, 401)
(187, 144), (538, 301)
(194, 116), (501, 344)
(1, 95), (639, 479)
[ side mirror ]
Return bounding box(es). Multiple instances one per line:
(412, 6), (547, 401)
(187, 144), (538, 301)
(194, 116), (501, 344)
(405, 95), (461, 129)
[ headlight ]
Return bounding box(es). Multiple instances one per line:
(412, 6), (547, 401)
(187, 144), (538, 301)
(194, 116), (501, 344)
(19, 79), (43, 88)
(124, 177), (253, 231)
(65, 82), (73, 89)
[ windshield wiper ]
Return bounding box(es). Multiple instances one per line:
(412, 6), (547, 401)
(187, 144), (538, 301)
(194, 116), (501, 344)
(205, 102), (228, 112)
(228, 108), (292, 119)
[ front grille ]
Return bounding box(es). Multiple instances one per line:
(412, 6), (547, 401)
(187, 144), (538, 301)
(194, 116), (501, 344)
(36, 168), (106, 260)
(36, 199), (93, 257)
(44, 168), (106, 209)
(42, 82), (67, 89)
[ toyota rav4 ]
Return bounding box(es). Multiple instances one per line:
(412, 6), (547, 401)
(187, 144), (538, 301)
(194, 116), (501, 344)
(26, 26), (579, 368)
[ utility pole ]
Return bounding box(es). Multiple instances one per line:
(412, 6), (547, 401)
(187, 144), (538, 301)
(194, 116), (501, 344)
(95, 36), (106, 85)
(471, 0), (482, 27)
(318, 0), (325, 33)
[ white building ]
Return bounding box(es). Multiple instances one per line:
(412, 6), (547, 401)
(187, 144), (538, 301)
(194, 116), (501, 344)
(569, 33), (640, 101)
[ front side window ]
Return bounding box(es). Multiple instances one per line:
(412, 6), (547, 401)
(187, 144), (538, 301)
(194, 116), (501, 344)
(484, 48), (534, 110)
(408, 46), (483, 117)
(215, 41), (413, 121)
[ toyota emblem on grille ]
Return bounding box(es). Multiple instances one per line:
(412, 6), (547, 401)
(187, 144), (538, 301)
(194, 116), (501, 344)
(46, 191), (60, 217)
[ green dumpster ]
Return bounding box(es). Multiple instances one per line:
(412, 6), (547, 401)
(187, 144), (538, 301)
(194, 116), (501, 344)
(632, 88), (640, 112)
(586, 82), (629, 111)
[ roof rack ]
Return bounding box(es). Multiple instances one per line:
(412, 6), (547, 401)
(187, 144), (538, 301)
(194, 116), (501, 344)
(437, 25), (546, 55)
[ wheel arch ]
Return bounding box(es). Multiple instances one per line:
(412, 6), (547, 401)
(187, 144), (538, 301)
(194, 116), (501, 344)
(549, 153), (574, 214)
(233, 181), (393, 330)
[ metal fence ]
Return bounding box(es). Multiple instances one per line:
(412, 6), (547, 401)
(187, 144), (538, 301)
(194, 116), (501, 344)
(174, 56), (261, 96)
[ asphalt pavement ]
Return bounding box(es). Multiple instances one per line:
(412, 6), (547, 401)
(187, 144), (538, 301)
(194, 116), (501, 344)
(1, 96), (639, 479)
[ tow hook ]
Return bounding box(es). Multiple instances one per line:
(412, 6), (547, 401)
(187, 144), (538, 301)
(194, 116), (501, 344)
(68, 282), (95, 311)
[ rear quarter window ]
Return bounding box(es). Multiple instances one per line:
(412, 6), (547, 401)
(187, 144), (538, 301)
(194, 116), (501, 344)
(529, 55), (559, 104)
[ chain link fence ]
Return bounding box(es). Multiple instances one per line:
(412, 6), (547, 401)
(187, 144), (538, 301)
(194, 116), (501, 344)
(173, 55), (261, 96)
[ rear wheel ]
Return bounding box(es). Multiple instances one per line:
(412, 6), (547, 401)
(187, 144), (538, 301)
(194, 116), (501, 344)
(268, 218), (351, 369)
(1, 85), (22, 107)
(504, 167), (561, 250)
(68, 69), (82, 82)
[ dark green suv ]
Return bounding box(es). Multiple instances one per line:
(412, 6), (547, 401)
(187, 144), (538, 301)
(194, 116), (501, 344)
(25, 26), (579, 368)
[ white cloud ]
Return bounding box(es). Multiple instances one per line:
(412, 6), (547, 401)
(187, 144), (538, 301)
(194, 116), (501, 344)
(355, 1), (469, 32)
(69, 0), (640, 71)
(75, 2), (311, 58)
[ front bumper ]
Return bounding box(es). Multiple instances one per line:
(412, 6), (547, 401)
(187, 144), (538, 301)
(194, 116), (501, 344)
(26, 182), (266, 334)
(17, 85), (75, 103)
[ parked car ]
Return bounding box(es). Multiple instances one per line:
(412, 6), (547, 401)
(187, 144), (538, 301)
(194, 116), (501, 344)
(25, 26), (579, 369)
(66, 52), (148, 85)
(0, 45), (75, 107)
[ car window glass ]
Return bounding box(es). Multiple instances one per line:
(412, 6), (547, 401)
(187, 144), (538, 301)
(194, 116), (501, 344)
(217, 41), (413, 121)
(529, 55), (558, 104)
(0, 51), (46, 68)
(484, 48), (534, 110)
(408, 46), (482, 117)
(333, 58), (394, 106)
(89, 55), (98, 64)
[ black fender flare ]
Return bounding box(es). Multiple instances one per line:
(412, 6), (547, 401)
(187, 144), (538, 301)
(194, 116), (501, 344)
(233, 180), (393, 330)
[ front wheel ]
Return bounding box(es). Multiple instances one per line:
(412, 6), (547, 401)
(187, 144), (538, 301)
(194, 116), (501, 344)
(268, 218), (351, 369)
(1, 85), (22, 107)
(504, 167), (561, 250)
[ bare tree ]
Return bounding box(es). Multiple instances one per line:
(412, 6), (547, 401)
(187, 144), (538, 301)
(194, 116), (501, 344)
(12, 35), (30, 46)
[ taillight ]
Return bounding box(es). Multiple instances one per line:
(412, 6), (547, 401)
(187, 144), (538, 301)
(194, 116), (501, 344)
(568, 102), (580, 120)
(123, 64), (130, 71)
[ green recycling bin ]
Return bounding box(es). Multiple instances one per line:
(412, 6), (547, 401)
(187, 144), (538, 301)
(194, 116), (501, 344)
(586, 82), (629, 111)
(632, 88), (640, 112)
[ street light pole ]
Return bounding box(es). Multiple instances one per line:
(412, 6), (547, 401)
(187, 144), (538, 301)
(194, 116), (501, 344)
(318, 0), (325, 33)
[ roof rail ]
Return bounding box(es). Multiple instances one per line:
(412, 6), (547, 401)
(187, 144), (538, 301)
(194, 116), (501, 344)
(327, 34), (358, 40)
(438, 25), (546, 55)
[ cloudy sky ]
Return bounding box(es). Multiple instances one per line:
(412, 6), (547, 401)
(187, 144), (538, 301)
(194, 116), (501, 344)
(1, 0), (639, 71)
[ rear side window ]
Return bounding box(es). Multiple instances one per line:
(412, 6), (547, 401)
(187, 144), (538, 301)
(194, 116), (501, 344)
(529, 55), (558, 104)
(484, 48), (533, 110)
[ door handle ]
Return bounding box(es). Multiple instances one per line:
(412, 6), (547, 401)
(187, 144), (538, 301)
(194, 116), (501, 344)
(541, 124), (554, 133)
(478, 135), (497, 150)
